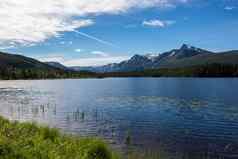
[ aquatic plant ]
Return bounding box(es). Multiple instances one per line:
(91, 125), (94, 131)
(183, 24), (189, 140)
(81, 111), (85, 120)
(125, 130), (132, 145)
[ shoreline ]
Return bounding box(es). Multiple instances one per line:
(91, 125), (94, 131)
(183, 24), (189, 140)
(0, 116), (119, 159)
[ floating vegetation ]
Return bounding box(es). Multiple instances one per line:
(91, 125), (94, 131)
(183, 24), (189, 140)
(125, 130), (132, 146)
(81, 111), (85, 120)
(53, 104), (57, 115)
(66, 113), (70, 121)
(40, 104), (45, 113)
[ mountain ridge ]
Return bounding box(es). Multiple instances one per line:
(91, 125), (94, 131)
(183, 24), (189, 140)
(71, 44), (238, 73)
(1, 44), (238, 79)
(0, 51), (95, 79)
(0, 51), (60, 70)
(45, 62), (70, 71)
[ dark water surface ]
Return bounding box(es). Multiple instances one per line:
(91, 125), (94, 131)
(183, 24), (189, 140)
(0, 78), (238, 158)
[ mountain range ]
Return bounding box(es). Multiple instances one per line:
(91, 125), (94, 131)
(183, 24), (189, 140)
(0, 52), (57, 70)
(0, 44), (238, 79)
(0, 51), (94, 80)
(71, 44), (238, 73)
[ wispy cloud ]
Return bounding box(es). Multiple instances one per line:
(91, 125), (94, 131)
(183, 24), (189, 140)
(224, 6), (236, 10)
(59, 41), (66, 45)
(0, 45), (15, 50)
(75, 31), (117, 47)
(59, 41), (74, 45)
(64, 56), (130, 67)
(38, 55), (66, 64)
(142, 19), (176, 28)
(75, 49), (81, 53)
(0, 0), (188, 48)
(91, 51), (110, 57)
(38, 54), (130, 67)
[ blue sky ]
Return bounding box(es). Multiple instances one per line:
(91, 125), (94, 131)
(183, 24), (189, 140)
(0, 0), (238, 66)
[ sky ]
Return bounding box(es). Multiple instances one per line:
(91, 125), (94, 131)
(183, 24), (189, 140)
(0, 0), (238, 66)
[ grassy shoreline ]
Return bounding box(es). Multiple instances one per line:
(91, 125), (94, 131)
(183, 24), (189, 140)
(0, 116), (119, 159)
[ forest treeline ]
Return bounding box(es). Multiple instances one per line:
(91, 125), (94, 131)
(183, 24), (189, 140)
(0, 63), (238, 80)
(0, 67), (96, 80)
(99, 63), (238, 78)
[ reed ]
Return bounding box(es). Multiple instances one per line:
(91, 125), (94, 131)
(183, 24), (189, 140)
(0, 116), (119, 159)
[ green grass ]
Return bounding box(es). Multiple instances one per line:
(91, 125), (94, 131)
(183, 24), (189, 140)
(0, 116), (119, 159)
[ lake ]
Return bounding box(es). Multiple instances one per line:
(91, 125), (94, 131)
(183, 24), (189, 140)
(0, 78), (238, 158)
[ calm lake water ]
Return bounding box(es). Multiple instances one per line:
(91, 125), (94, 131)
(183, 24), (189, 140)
(0, 78), (238, 158)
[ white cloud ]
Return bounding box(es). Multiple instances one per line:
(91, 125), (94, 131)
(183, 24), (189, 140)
(224, 6), (236, 10)
(38, 54), (129, 67)
(64, 56), (130, 67)
(142, 19), (176, 28)
(91, 51), (110, 57)
(0, 45), (15, 50)
(60, 41), (73, 45)
(0, 0), (188, 47)
(75, 49), (82, 52)
(38, 55), (66, 64)
(59, 41), (66, 45)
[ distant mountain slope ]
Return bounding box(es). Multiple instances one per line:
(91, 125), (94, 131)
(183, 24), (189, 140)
(71, 44), (238, 73)
(45, 62), (70, 70)
(157, 51), (238, 68)
(0, 51), (95, 80)
(0, 52), (56, 70)
(0, 52), (81, 80)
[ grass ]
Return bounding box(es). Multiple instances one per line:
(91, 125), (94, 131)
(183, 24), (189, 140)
(0, 116), (119, 159)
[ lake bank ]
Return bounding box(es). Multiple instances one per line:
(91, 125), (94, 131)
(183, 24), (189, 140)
(0, 116), (119, 159)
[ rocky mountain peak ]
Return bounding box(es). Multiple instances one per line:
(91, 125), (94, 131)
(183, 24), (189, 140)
(180, 44), (196, 50)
